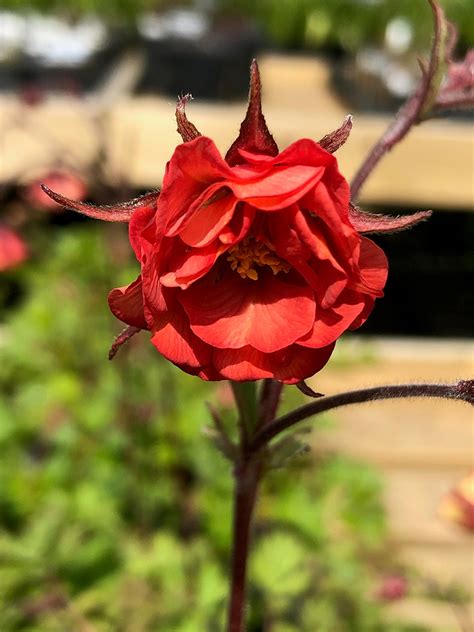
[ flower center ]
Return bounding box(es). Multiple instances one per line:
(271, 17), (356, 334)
(227, 238), (290, 281)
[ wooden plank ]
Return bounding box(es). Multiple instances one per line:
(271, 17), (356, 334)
(382, 466), (473, 545)
(0, 97), (99, 182)
(386, 598), (473, 631)
(307, 337), (473, 631)
(310, 338), (473, 467)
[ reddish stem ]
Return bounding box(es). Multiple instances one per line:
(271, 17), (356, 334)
(227, 380), (282, 631)
(227, 457), (263, 632)
(350, 0), (446, 199)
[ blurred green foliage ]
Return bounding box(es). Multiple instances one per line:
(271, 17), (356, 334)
(0, 222), (428, 631)
(0, 0), (163, 21)
(2, 0), (472, 51)
(223, 0), (473, 51)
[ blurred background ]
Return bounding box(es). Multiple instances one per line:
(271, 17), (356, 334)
(0, 1), (473, 630)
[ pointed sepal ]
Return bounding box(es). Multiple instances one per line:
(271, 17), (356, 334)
(176, 94), (202, 143)
(40, 186), (159, 223)
(296, 381), (324, 398)
(318, 115), (353, 154)
(225, 59), (279, 166)
(109, 325), (141, 360)
(349, 203), (432, 234)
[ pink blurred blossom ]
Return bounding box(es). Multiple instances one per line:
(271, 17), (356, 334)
(0, 225), (28, 271)
(376, 575), (408, 601)
(23, 170), (87, 211)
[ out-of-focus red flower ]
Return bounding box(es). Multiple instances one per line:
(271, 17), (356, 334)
(23, 170), (87, 211)
(0, 225), (28, 271)
(439, 472), (474, 531)
(42, 61), (430, 382)
(375, 574), (408, 601)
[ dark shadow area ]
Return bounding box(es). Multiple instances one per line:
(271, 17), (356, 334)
(359, 208), (473, 337)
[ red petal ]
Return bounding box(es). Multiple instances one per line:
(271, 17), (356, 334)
(179, 189), (238, 247)
(269, 210), (348, 309)
(181, 270), (315, 354)
(229, 165), (325, 210)
(219, 203), (256, 245)
(108, 276), (147, 329)
(351, 237), (388, 297)
(151, 307), (212, 369)
(349, 203), (432, 234)
(213, 342), (335, 384)
(40, 186), (159, 223)
(275, 138), (335, 168)
(318, 115), (353, 153)
(225, 59), (279, 166)
(161, 138), (233, 235)
(298, 292), (366, 348)
(302, 178), (356, 274)
(160, 240), (226, 289)
(293, 209), (348, 273)
(175, 94), (201, 142)
(129, 203), (157, 261)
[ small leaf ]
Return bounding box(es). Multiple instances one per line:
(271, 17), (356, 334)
(269, 432), (311, 469)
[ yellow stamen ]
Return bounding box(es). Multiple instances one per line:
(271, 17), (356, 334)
(226, 238), (291, 280)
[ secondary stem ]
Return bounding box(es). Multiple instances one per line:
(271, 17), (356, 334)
(250, 381), (472, 454)
(227, 457), (263, 632)
(350, 0), (446, 199)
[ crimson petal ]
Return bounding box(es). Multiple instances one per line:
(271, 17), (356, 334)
(108, 276), (147, 329)
(318, 115), (353, 154)
(151, 307), (212, 369)
(40, 185), (159, 223)
(349, 203), (432, 234)
(225, 59), (279, 166)
(214, 343), (335, 384)
(181, 270), (315, 354)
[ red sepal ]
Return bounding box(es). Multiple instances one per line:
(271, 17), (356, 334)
(349, 203), (432, 234)
(318, 115), (353, 154)
(109, 325), (141, 360)
(176, 94), (202, 143)
(225, 59), (279, 166)
(40, 185), (159, 223)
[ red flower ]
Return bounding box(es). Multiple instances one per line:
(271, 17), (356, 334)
(42, 62), (430, 383)
(0, 225), (28, 271)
